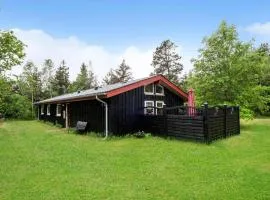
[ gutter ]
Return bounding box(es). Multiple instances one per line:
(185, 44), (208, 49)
(95, 95), (108, 139)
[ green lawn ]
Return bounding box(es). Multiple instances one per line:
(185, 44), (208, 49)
(0, 119), (269, 200)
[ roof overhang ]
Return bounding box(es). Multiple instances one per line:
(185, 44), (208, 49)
(35, 75), (188, 105)
(34, 94), (107, 105)
(106, 75), (188, 100)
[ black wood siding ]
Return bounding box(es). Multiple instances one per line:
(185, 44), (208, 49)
(144, 87), (184, 107)
(69, 100), (104, 133)
(39, 104), (65, 127)
(108, 86), (145, 134)
(108, 85), (184, 134)
(38, 84), (185, 135)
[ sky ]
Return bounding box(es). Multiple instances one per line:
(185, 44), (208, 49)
(0, 0), (270, 81)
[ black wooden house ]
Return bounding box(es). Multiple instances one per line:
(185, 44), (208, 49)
(35, 75), (188, 135)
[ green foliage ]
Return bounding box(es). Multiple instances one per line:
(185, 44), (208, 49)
(103, 60), (133, 85)
(240, 107), (254, 120)
(70, 62), (98, 92)
(0, 30), (25, 73)
(114, 59), (133, 83)
(0, 76), (11, 115)
(0, 119), (270, 199)
(0, 77), (32, 119)
(103, 68), (119, 85)
(151, 39), (183, 85)
(4, 94), (32, 119)
(52, 60), (70, 95)
(20, 61), (42, 102)
(189, 21), (270, 119)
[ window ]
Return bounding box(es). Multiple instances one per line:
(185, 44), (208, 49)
(156, 101), (164, 115)
(144, 101), (155, 115)
(155, 84), (164, 95)
(56, 104), (62, 117)
(47, 104), (50, 115)
(41, 105), (44, 115)
(144, 84), (154, 95)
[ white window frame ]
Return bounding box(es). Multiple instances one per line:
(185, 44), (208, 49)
(56, 104), (62, 117)
(41, 105), (44, 115)
(156, 101), (164, 108)
(156, 101), (164, 115)
(63, 110), (66, 119)
(155, 84), (164, 96)
(47, 104), (50, 116)
(144, 101), (155, 115)
(144, 84), (154, 95)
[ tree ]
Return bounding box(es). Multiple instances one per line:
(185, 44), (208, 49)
(0, 77), (32, 119)
(0, 30), (25, 74)
(70, 62), (98, 92)
(20, 61), (42, 117)
(256, 43), (270, 115)
(87, 61), (98, 88)
(0, 76), (12, 116)
(103, 60), (133, 85)
(189, 21), (269, 119)
(151, 39), (183, 84)
(0, 29), (30, 119)
(257, 43), (270, 87)
(114, 59), (133, 83)
(52, 60), (70, 95)
(179, 72), (191, 92)
(41, 59), (55, 98)
(103, 68), (119, 85)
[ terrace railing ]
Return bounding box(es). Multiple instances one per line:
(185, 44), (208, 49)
(141, 103), (240, 143)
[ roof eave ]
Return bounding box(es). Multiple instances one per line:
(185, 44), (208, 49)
(34, 93), (107, 105)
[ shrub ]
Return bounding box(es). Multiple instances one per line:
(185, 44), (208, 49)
(3, 94), (32, 119)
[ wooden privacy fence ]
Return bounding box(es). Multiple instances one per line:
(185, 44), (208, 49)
(140, 104), (240, 143)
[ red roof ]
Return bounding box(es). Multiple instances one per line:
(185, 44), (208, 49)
(106, 75), (188, 100)
(36, 75), (188, 104)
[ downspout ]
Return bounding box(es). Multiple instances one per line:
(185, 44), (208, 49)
(95, 95), (108, 139)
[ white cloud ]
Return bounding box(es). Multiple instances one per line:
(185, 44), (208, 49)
(11, 28), (194, 81)
(245, 22), (270, 36)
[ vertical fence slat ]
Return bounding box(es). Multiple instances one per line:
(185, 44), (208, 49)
(203, 103), (209, 143)
(237, 105), (240, 134)
(141, 104), (239, 143)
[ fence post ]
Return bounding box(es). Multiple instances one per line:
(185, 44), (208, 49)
(224, 104), (227, 138)
(203, 102), (210, 144)
(237, 105), (240, 135)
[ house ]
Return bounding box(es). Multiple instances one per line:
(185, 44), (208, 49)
(35, 75), (188, 135)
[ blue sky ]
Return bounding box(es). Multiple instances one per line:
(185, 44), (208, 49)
(0, 0), (270, 80)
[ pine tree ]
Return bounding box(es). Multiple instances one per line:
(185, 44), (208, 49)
(52, 60), (70, 95)
(70, 62), (98, 92)
(103, 68), (118, 85)
(115, 59), (133, 83)
(103, 60), (133, 85)
(151, 39), (183, 84)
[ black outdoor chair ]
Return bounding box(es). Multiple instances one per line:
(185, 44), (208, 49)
(76, 121), (88, 133)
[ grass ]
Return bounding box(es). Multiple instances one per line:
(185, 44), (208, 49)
(0, 119), (269, 200)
